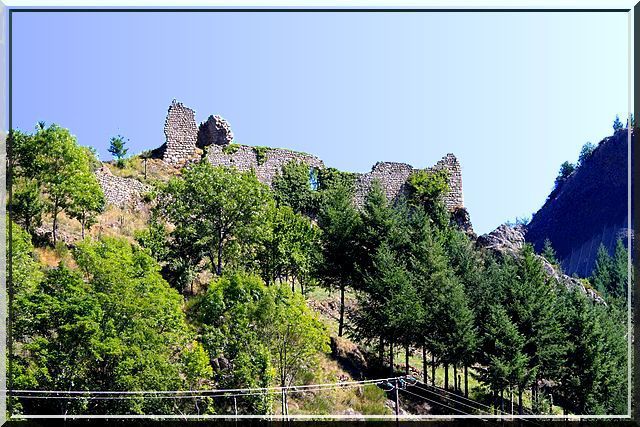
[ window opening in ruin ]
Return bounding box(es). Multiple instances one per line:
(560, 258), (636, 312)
(309, 167), (319, 191)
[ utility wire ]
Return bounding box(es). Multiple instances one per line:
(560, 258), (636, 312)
(399, 387), (470, 416)
(11, 377), (401, 396)
(11, 379), (391, 400)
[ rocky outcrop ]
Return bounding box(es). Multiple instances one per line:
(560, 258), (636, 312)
(478, 224), (605, 304)
(330, 336), (368, 378)
(95, 166), (151, 209)
(476, 224), (526, 254)
(525, 129), (632, 277)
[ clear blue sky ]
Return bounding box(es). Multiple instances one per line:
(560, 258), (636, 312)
(11, 11), (629, 234)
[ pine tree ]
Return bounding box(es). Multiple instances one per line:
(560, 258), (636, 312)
(541, 238), (559, 266)
(505, 245), (567, 413)
(108, 135), (129, 167)
(610, 239), (629, 301)
(613, 115), (623, 132)
(481, 304), (529, 414)
(316, 181), (361, 337)
(592, 243), (613, 296)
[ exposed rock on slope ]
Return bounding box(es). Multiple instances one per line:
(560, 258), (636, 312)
(478, 224), (605, 303)
(525, 128), (632, 277)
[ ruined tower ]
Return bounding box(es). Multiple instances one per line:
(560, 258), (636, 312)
(162, 99), (198, 164)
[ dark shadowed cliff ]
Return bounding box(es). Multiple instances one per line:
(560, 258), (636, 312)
(525, 128), (632, 277)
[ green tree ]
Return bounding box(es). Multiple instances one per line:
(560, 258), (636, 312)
(553, 161), (575, 192)
(541, 238), (559, 266)
(272, 160), (319, 217)
(68, 171), (105, 238)
(12, 124), (104, 244)
(556, 289), (627, 414)
(613, 115), (623, 132)
(264, 285), (330, 388)
(157, 161), (272, 276)
(197, 272), (276, 414)
(108, 135), (129, 168)
(481, 304), (530, 414)
(578, 142), (596, 166)
(11, 237), (205, 415)
(610, 239), (629, 301)
(257, 204), (319, 292)
(10, 178), (45, 235)
(591, 243), (613, 296)
(507, 245), (567, 413)
(316, 181), (361, 337)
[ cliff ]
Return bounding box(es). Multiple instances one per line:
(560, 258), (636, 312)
(525, 128), (632, 277)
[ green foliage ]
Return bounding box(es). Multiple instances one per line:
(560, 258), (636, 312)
(552, 161), (575, 195)
(612, 114), (623, 132)
(253, 146), (269, 165)
(264, 284), (330, 387)
(67, 171), (106, 238)
(108, 135), (129, 167)
(407, 169), (450, 207)
(556, 289), (627, 414)
(591, 240), (629, 303)
(256, 204), (319, 290)
(480, 305), (530, 395)
(157, 161), (272, 278)
(10, 124), (105, 244)
(541, 238), (559, 266)
(272, 160), (319, 216)
(315, 180), (362, 336)
(10, 237), (210, 415)
(10, 178), (45, 234)
(222, 143), (240, 155)
(578, 142), (596, 166)
(196, 273), (328, 412)
(317, 167), (357, 193)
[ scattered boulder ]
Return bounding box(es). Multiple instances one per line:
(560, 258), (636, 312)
(330, 335), (368, 378)
(478, 223), (606, 304)
(476, 223), (526, 254)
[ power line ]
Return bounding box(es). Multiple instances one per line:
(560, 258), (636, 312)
(11, 376), (401, 396)
(399, 387), (470, 416)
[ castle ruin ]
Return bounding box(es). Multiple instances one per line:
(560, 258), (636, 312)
(99, 100), (466, 215)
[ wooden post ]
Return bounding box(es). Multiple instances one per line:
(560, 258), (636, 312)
(394, 378), (400, 427)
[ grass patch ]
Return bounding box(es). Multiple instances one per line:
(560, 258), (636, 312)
(104, 156), (182, 185)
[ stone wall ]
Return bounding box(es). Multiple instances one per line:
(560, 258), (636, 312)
(95, 166), (151, 209)
(157, 100), (465, 213)
(162, 100), (199, 164)
(205, 144), (324, 186)
(197, 115), (234, 148)
(353, 153), (464, 210)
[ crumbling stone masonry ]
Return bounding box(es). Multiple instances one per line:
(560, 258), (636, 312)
(205, 144), (324, 186)
(197, 115), (234, 148)
(95, 166), (151, 209)
(161, 100), (199, 164)
(353, 153), (464, 210)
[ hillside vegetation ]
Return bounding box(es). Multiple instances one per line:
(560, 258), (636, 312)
(7, 123), (629, 417)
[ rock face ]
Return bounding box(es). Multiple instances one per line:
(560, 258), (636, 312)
(197, 115), (234, 148)
(478, 224), (605, 303)
(525, 129), (632, 277)
(476, 224), (526, 254)
(95, 166), (151, 209)
(161, 100), (199, 165)
(353, 153), (464, 211)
